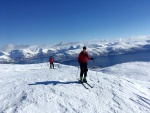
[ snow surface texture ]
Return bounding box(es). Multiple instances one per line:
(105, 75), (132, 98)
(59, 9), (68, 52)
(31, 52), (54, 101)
(0, 36), (150, 63)
(0, 62), (150, 113)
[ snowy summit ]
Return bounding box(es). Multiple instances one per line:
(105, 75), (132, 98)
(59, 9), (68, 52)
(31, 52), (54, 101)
(0, 62), (150, 113)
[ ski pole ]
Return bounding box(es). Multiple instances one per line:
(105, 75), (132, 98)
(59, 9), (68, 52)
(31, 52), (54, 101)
(76, 66), (79, 80)
(92, 59), (100, 83)
(96, 69), (100, 83)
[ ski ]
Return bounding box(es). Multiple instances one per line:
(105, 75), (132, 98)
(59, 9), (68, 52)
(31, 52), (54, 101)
(85, 82), (94, 88)
(78, 80), (93, 89)
(81, 83), (89, 89)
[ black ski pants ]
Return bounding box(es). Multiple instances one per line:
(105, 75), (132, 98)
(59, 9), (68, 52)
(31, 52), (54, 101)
(50, 62), (54, 69)
(79, 62), (88, 78)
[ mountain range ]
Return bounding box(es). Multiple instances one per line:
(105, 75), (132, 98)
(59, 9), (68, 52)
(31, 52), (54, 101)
(0, 36), (150, 63)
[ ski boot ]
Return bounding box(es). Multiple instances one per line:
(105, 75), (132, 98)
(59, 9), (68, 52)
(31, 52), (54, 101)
(80, 76), (83, 83)
(83, 77), (87, 83)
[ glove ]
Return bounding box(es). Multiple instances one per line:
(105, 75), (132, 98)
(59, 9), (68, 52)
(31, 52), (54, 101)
(91, 58), (94, 61)
(78, 61), (82, 64)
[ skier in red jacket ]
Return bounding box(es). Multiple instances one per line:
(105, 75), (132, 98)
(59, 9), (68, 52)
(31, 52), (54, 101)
(78, 46), (94, 83)
(49, 56), (54, 69)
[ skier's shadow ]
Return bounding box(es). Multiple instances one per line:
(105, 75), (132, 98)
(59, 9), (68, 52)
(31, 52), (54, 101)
(28, 81), (80, 86)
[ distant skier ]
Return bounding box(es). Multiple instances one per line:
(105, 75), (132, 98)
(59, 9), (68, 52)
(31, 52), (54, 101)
(78, 46), (94, 83)
(49, 56), (54, 69)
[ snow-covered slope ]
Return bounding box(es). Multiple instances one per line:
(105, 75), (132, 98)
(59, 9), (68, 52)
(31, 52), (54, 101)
(0, 36), (150, 63)
(0, 62), (150, 113)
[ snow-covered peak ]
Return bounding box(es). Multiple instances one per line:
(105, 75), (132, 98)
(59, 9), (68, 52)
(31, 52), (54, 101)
(1, 44), (16, 52)
(55, 41), (67, 46)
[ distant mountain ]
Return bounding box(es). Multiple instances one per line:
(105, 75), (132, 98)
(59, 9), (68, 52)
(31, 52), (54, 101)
(0, 36), (150, 63)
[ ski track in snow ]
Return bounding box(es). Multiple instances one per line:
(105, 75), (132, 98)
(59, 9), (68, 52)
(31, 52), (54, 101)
(0, 62), (150, 113)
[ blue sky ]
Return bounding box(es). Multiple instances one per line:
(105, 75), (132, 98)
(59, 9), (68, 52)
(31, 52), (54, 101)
(0, 0), (150, 46)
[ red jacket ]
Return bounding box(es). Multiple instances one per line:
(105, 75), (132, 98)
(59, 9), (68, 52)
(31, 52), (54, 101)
(78, 51), (92, 63)
(49, 58), (54, 63)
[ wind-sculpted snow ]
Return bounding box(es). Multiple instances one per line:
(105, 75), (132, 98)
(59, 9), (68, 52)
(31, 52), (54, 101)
(0, 62), (149, 113)
(0, 36), (150, 63)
